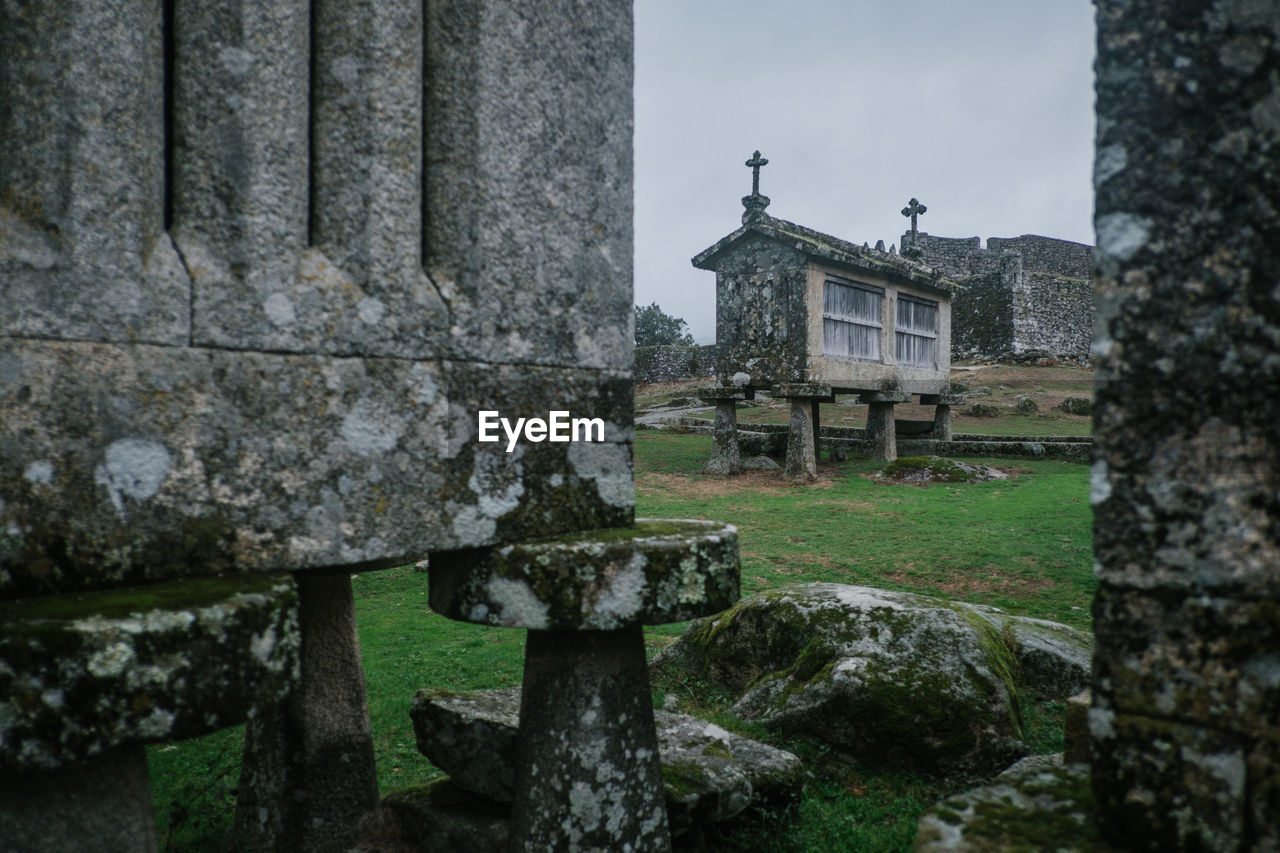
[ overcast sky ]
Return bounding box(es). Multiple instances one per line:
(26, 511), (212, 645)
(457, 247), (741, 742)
(634, 0), (1097, 343)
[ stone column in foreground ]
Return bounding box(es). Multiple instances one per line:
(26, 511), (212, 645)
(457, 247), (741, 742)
(1091, 1), (1280, 849)
(429, 520), (740, 853)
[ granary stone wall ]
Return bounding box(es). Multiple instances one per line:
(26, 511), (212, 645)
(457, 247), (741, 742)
(712, 232), (811, 387)
(0, 0), (637, 596)
(634, 345), (717, 384)
(1091, 0), (1280, 849)
(906, 231), (1094, 362)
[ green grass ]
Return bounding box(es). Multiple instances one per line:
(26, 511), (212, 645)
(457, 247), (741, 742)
(148, 430), (1093, 851)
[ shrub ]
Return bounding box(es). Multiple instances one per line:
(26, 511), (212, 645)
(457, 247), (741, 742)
(1056, 397), (1092, 416)
(963, 403), (1002, 418)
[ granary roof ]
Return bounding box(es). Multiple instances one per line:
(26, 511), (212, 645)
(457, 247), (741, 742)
(691, 214), (958, 296)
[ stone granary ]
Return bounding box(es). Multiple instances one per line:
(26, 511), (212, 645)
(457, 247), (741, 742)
(0, 2), (737, 852)
(692, 155), (961, 477)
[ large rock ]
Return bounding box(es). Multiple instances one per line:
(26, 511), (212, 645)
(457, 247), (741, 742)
(914, 755), (1098, 852)
(652, 583), (1092, 778)
(409, 687), (802, 836)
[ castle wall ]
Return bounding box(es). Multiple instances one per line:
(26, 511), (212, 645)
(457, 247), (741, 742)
(1011, 270), (1094, 358)
(907, 232), (1094, 362)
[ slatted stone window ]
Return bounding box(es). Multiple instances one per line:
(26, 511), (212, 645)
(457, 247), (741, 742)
(823, 278), (883, 361)
(895, 294), (938, 368)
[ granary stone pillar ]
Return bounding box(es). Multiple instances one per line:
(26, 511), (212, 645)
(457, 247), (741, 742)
(429, 520), (740, 853)
(232, 572), (379, 852)
(775, 383), (832, 480)
(920, 393), (964, 442)
(2, 0), (636, 849)
(1092, 1), (1280, 850)
(862, 391), (911, 462)
(697, 386), (746, 474)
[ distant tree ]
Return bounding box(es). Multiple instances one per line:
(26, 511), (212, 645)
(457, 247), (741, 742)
(634, 302), (695, 347)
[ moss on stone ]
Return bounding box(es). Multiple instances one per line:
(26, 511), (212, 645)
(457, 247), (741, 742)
(880, 456), (978, 482)
(547, 519), (714, 545)
(0, 572), (284, 625)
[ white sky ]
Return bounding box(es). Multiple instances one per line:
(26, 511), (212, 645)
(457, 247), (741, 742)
(634, 0), (1097, 343)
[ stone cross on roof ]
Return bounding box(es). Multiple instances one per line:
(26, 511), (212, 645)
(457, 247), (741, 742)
(741, 150), (771, 224)
(746, 150), (768, 195)
(901, 197), (927, 242)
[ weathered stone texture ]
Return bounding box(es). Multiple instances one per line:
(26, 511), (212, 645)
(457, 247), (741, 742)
(429, 520), (739, 631)
(654, 584), (1091, 778)
(0, 574), (299, 772)
(424, 0), (633, 371)
(634, 345), (717, 384)
(911, 233), (1095, 362)
(408, 686), (803, 836)
(706, 400), (742, 474)
(1, 0), (637, 599)
(512, 628), (672, 852)
(785, 397), (818, 479)
(0, 0), (187, 346)
(1, 341), (633, 597)
(914, 756), (1099, 852)
(231, 573), (379, 853)
(1091, 0), (1280, 849)
(708, 232), (811, 389)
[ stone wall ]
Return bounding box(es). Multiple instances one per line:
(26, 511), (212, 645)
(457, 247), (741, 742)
(950, 267), (1014, 360)
(907, 232), (1094, 362)
(634, 345), (716, 384)
(711, 232), (811, 387)
(0, 0), (636, 595)
(1011, 270), (1094, 359)
(1091, 0), (1280, 849)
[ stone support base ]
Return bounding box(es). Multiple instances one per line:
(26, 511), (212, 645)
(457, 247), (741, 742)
(510, 628), (671, 852)
(0, 746), (157, 853)
(233, 571), (380, 853)
(786, 397), (818, 480)
(866, 402), (898, 462)
(708, 400), (741, 474)
(932, 405), (952, 442)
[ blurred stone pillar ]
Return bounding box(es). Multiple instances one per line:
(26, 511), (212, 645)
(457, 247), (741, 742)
(1091, 1), (1280, 849)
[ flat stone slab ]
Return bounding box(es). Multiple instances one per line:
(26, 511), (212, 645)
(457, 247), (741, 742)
(771, 383), (832, 398)
(0, 574), (299, 771)
(695, 386), (747, 402)
(409, 687), (803, 836)
(915, 755), (1099, 852)
(429, 519), (739, 630)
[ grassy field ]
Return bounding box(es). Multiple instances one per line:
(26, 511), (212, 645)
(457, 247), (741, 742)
(149, 385), (1094, 851)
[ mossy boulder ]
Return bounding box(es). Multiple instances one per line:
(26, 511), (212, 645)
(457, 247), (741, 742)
(652, 584), (1091, 779)
(409, 687), (802, 837)
(877, 456), (1008, 484)
(914, 755), (1100, 852)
